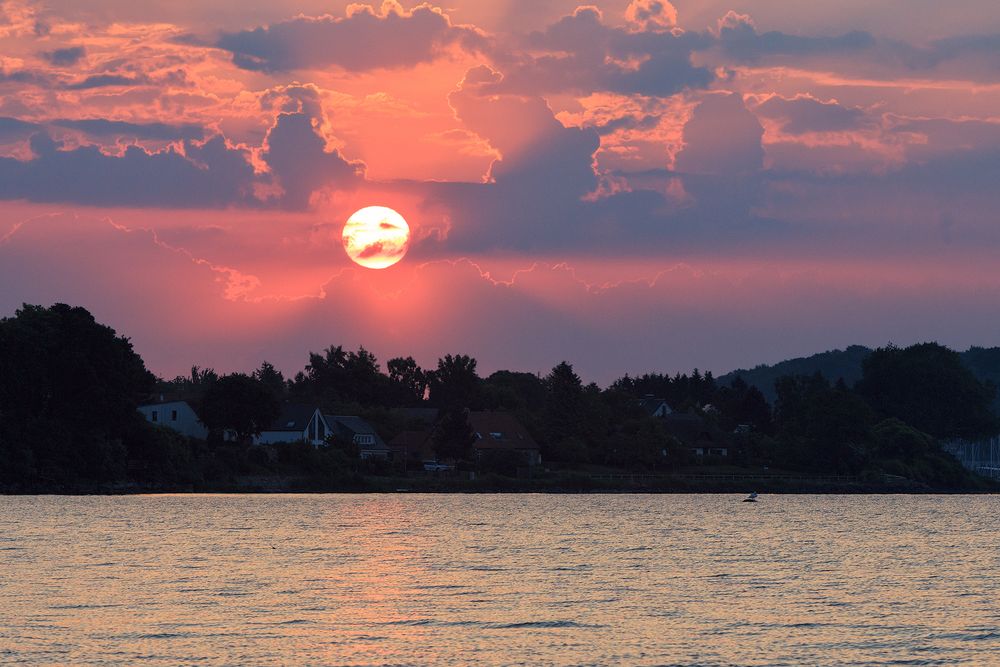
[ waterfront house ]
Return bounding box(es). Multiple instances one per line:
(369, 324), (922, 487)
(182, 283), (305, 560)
(257, 404), (330, 446)
(638, 395), (673, 418)
(468, 411), (541, 466)
(662, 412), (729, 457)
(137, 397), (208, 439)
(326, 415), (390, 460)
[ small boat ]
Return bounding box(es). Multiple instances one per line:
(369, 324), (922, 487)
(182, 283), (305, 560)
(743, 492), (759, 503)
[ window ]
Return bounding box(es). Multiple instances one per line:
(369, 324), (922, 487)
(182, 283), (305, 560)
(151, 410), (158, 422)
(490, 432), (503, 440)
(171, 410), (178, 421)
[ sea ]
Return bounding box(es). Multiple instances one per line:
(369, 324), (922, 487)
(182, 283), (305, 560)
(2, 494), (999, 666)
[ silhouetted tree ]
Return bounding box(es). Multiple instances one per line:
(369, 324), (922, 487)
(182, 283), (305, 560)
(0, 303), (154, 484)
(428, 354), (481, 408)
(199, 373), (280, 443)
(543, 361), (586, 449)
(433, 407), (476, 462)
(857, 343), (997, 440)
(387, 356), (427, 405)
(774, 372), (873, 472)
(252, 361), (286, 399)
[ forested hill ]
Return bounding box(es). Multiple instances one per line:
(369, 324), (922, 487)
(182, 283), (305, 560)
(721, 345), (1000, 412)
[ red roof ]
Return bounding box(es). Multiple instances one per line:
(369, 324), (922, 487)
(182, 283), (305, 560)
(468, 411), (539, 451)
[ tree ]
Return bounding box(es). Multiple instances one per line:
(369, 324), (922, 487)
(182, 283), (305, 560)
(857, 343), (997, 440)
(387, 356), (427, 405)
(252, 361), (286, 399)
(0, 303), (155, 484)
(199, 373), (280, 443)
(428, 354), (481, 408)
(543, 361), (586, 447)
(715, 376), (773, 434)
(774, 372), (874, 472)
(433, 407), (476, 462)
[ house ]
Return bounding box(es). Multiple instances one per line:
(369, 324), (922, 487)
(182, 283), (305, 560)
(137, 397), (207, 439)
(257, 404), (330, 446)
(326, 415), (390, 460)
(638, 395), (673, 418)
(468, 411), (541, 466)
(662, 412), (729, 457)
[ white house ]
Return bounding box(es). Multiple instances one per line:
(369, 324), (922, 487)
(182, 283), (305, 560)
(638, 395), (673, 418)
(256, 405), (330, 446)
(137, 399), (208, 439)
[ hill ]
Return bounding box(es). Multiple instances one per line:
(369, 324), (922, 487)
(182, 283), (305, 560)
(720, 345), (1000, 413)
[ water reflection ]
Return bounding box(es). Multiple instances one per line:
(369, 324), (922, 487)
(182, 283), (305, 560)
(1, 494), (999, 666)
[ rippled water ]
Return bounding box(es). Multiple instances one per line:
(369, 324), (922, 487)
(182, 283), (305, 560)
(2, 494), (999, 666)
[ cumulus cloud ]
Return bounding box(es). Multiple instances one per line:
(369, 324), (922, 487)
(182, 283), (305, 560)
(216, 1), (486, 72)
(0, 106), (359, 209)
(755, 95), (868, 135)
(625, 0), (677, 31)
(716, 11), (875, 61)
(0, 133), (255, 207)
(675, 93), (763, 175)
(491, 6), (712, 96)
(261, 111), (364, 209)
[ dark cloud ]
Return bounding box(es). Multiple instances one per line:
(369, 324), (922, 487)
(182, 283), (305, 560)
(491, 7), (712, 96)
(0, 133), (255, 207)
(63, 73), (148, 90)
(261, 112), (364, 209)
(0, 116), (40, 142)
(216, 3), (485, 72)
(40, 46), (86, 66)
(0, 117), (204, 143)
(594, 113), (661, 136)
(755, 96), (867, 135)
(675, 93), (764, 175)
(716, 11), (875, 61)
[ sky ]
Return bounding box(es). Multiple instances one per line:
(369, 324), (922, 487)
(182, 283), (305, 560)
(2, 0), (1000, 384)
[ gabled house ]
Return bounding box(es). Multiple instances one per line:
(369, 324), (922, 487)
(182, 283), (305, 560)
(326, 415), (390, 460)
(662, 412), (729, 457)
(257, 405), (330, 446)
(468, 411), (541, 466)
(638, 395), (673, 418)
(138, 397), (208, 439)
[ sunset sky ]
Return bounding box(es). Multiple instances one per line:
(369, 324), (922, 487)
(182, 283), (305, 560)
(2, 0), (1000, 383)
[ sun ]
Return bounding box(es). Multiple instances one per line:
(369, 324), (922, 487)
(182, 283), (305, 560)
(342, 206), (410, 269)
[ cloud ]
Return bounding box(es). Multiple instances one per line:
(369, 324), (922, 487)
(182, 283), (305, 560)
(39, 45), (86, 66)
(755, 95), (867, 135)
(63, 73), (148, 90)
(492, 6), (712, 96)
(50, 118), (205, 141)
(216, 1), (486, 72)
(0, 133), (256, 207)
(261, 112), (364, 209)
(0, 106), (359, 209)
(625, 0), (677, 31)
(716, 11), (875, 62)
(4, 212), (1000, 385)
(675, 93), (763, 175)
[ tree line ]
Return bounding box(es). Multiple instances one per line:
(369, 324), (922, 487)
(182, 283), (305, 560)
(1, 303), (997, 491)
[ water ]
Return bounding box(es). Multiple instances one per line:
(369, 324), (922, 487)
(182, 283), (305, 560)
(1, 494), (999, 666)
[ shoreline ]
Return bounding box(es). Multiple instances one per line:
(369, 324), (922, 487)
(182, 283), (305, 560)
(4, 473), (996, 495)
